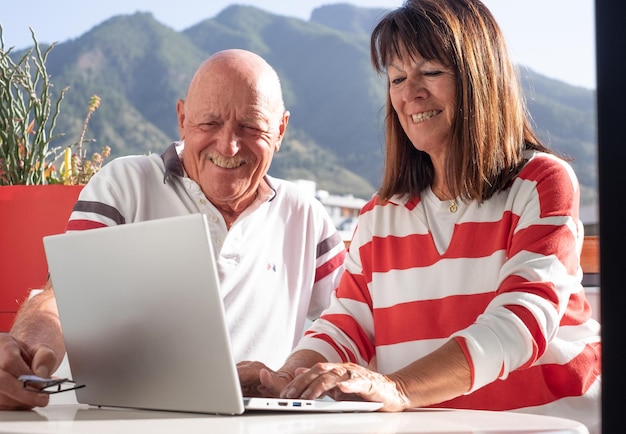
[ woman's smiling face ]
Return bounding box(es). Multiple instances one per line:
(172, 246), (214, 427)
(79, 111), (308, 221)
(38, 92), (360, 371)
(387, 50), (457, 161)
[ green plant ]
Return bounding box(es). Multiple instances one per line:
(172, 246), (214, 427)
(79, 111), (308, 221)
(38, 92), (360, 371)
(0, 25), (108, 186)
(46, 95), (111, 185)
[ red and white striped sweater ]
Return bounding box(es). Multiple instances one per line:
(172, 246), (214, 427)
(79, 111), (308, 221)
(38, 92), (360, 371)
(294, 151), (600, 430)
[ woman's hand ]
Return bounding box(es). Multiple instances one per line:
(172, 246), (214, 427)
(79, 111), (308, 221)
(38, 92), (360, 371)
(277, 362), (412, 412)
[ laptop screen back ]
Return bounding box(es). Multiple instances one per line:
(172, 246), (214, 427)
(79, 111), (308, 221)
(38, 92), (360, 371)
(44, 214), (245, 414)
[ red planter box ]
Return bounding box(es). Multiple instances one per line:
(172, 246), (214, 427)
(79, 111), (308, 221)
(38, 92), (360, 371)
(0, 185), (83, 332)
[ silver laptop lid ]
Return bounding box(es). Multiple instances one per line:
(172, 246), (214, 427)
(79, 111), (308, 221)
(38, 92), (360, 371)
(44, 214), (245, 415)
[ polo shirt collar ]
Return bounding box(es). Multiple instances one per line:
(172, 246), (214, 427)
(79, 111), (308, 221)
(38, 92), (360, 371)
(161, 141), (184, 183)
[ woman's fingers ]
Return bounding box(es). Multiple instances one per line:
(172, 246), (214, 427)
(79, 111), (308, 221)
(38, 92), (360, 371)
(281, 363), (359, 399)
(279, 362), (411, 412)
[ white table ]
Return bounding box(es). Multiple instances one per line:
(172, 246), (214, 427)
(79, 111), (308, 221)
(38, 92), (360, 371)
(0, 404), (589, 433)
(1, 344), (588, 433)
(0, 357), (591, 433)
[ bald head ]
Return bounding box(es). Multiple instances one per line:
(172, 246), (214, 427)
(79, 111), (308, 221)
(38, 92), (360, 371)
(186, 49), (285, 116)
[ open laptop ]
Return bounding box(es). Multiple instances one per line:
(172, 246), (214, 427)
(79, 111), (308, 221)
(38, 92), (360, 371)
(43, 213), (382, 415)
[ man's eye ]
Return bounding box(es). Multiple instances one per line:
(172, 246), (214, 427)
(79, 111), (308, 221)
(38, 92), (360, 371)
(242, 125), (266, 136)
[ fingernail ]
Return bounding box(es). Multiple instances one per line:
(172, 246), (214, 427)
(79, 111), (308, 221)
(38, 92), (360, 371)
(35, 366), (49, 378)
(283, 387), (297, 398)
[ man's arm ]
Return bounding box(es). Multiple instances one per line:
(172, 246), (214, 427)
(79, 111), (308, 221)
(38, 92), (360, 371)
(0, 281), (65, 409)
(11, 281), (66, 366)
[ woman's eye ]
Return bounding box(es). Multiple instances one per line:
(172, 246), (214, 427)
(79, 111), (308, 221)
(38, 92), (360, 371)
(424, 70), (443, 76)
(390, 77), (405, 85)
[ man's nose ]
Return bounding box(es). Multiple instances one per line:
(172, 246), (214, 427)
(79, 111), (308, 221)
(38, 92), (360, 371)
(215, 127), (240, 156)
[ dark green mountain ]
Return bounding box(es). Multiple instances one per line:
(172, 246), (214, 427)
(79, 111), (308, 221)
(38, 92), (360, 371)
(26, 4), (596, 203)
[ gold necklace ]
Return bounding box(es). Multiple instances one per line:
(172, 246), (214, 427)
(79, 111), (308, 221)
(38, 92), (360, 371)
(437, 187), (458, 213)
(448, 200), (458, 213)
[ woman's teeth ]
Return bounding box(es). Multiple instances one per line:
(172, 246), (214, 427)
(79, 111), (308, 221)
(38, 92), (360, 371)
(411, 110), (441, 123)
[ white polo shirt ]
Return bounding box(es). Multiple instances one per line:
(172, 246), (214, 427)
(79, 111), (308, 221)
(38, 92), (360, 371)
(67, 142), (346, 369)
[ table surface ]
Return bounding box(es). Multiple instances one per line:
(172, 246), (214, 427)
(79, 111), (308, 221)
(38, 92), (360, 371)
(0, 403), (589, 434)
(0, 354), (590, 434)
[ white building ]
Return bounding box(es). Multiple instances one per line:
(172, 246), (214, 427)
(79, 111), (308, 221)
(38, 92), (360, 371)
(291, 180), (367, 240)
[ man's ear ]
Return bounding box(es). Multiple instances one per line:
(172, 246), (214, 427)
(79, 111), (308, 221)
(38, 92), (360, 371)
(275, 110), (290, 150)
(176, 99), (186, 140)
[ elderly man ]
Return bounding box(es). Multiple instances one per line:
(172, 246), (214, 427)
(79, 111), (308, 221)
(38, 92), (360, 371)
(0, 49), (345, 410)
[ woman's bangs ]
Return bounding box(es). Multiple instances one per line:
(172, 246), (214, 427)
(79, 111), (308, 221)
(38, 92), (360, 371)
(374, 9), (451, 71)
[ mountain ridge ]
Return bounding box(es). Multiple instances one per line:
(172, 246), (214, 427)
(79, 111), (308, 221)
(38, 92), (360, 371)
(12, 4), (597, 203)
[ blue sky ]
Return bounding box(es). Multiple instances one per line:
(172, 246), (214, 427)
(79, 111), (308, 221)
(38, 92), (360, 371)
(0, 0), (595, 89)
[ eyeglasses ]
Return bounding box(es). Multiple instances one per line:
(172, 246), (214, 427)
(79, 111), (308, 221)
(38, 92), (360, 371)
(18, 375), (86, 394)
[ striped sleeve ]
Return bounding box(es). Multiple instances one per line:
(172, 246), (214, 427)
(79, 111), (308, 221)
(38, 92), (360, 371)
(65, 162), (129, 232)
(452, 153), (587, 392)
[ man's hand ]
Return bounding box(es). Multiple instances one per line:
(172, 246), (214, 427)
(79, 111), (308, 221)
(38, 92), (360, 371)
(237, 361), (269, 397)
(257, 367), (296, 397)
(237, 361), (295, 398)
(0, 334), (59, 410)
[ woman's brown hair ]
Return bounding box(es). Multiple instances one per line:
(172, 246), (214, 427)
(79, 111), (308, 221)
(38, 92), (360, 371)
(371, 0), (551, 202)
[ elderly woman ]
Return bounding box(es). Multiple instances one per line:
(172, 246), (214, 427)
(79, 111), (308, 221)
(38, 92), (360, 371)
(257, 0), (600, 432)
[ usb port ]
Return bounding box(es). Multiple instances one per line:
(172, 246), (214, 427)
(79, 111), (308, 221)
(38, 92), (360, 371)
(292, 402), (302, 407)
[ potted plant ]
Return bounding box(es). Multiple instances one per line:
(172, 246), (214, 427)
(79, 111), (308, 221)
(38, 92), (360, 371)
(0, 26), (109, 331)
